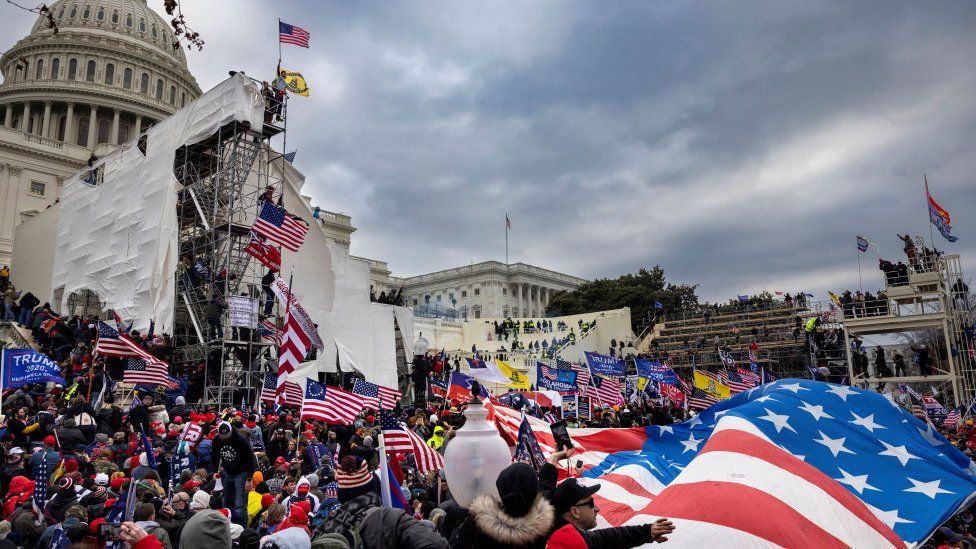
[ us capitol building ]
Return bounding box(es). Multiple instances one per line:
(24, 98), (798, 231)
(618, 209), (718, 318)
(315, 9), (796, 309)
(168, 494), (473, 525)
(0, 0), (201, 265)
(0, 0), (586, 319)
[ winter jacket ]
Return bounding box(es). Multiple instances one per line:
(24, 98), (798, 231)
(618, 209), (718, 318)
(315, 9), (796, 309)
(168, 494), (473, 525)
(137, 519), (174, 549)
(158, 508), (192, 548)
(450, 494), (554, 549)
(9, 506), (44, 549)
(359, 506), (449, 549)
(546, 521), (655, 549)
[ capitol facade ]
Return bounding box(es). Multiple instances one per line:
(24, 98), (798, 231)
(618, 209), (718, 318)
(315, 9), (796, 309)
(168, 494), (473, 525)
(0, 0), (201, 265)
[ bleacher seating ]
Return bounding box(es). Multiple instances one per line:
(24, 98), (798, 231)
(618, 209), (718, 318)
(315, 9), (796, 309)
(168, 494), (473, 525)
(638, 302), (814, 379)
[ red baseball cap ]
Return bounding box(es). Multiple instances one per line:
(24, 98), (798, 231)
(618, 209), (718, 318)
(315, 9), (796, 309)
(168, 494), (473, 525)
(183, 479), (201, 490)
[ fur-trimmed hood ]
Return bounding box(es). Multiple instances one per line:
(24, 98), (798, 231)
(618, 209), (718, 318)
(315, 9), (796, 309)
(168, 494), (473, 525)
(470, 493), (554, 546)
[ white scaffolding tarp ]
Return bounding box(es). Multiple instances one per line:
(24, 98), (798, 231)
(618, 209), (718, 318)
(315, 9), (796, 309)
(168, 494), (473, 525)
(51, 74), (264, 331)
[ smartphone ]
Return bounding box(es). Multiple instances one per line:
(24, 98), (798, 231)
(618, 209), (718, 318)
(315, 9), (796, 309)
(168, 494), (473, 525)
(549, 421), (573, 452)
(100, 523), (122, 541)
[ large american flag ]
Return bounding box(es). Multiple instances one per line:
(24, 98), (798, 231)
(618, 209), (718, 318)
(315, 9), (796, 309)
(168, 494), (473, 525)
(95, 322), (170, 385)
(490, 380), (975, 547)
(260, 373), (302, 408)
(277, 306), (312, 406)
(380, 410), (443, 473)
(687, 385), (718, 410)
(124, 358), (170, 387)
(303, 382), (364, 424)
(252, 201), (309, 252)
(260, 319), (281, 346)
(557, 358), (591, 394)
(352, 379), (401, 410)
(278, 20), (310, 48)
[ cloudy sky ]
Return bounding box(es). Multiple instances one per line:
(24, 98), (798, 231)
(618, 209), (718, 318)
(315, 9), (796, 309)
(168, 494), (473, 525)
(4, 1), (975, 301)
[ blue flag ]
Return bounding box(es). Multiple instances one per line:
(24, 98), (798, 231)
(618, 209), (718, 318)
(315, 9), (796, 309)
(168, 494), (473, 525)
(386, 461), (409, 511)
(536, 362), (578, 392)
(2, 349), (68, 388)
(584, 352), (626, 377)
(635, 358), (678, 385)
(514, 415), (547, 471)
(139, 427), (157, 469)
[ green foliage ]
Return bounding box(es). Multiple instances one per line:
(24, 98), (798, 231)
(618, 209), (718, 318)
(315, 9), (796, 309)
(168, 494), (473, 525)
(545, 266), (699, 331)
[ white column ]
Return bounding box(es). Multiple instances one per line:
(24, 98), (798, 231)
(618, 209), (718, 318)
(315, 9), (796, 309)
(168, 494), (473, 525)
(41, 101), (51, 138)
(87, 105), (98, 147)
(64, 102), (75, 143)
(110, 108), (120, 144)
(517, 283), (523, 317)
(134, 114), (143, 134)
(3, 104), (12, 128)
(20, 103), (31, 132)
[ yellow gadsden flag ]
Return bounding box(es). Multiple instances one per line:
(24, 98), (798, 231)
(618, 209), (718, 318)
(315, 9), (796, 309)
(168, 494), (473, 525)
(276, 68), (310, 97)
(497, 360), (531, 390)
(693, 370), (731, 400)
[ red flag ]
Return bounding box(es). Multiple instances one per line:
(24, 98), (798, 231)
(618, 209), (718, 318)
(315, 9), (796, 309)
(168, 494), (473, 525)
(244, 233), (281, 272)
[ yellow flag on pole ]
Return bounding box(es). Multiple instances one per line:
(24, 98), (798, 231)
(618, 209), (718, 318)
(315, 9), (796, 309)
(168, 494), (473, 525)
(694, 370), (730, 400)
(275, 68), (310, 97)
(497, 360), (531, 390)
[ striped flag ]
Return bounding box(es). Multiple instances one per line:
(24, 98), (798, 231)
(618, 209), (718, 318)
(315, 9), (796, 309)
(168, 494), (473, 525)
(301, 379), (331, 421)
(720, 369), (752, 394)
(589, 375), (623, 405)
(277, 304), (312, 406)
(124, 357), (170, 387)
(252, 201), (309, 252)
(945, 407), (961, 428)
(317, 383), (365, 424)
(260, 319), (281, 346)
(687, 385), (718, 410)
(379, 412), (443, 473)
(278, 20), (310, 48)
(558, 359), (591, 395)
(352, 379), (402, 410)
(260, 373), (302, 408)
(737, 367), (761, 388)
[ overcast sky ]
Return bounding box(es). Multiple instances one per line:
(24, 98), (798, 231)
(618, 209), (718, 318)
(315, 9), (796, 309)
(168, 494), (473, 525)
(3, 1), (975, 302)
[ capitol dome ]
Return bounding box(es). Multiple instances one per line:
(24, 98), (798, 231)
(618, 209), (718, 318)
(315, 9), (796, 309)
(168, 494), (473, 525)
(0, 0), (201, 157)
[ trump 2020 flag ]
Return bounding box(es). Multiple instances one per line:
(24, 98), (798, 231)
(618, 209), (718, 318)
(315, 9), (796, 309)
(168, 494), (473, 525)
(2, 349), (68, 388)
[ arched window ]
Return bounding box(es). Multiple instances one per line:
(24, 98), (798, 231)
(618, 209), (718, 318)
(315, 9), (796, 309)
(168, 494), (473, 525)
(155, 79), (163, 100)
(181, 92), (186, 107)
(111, 10), (118, 23)
(119, 123), (130, 143)
(123, 67), (132, 89)
(104, 63), (114, 85)
(169, 85), (176, 104)
(77, 117), (89, 146)
(151, 24), (157, 39)
(35, 59), (44, 79)
(97, 119), (109, 143)
(56, 116), (66, 141)
(68, 59), (77, 80)
(69, 6), (76, 18)
(85, 60), (96, 82)
(140, 73), (148, 93)
(139, 18), (145, 32)
(57, 7), (64, 19)
(51, 58), (59, 79)
(82, 5), (90, 18)
(125, 14), (132, 28)
(96, 8), (104, 21)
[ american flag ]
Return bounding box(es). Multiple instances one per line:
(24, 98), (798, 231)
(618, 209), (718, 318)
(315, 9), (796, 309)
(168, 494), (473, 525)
(278, 20), (310, 48)
(260, 319), (281, 346)
(720, 369), (752, 394)
(124, 358), (170, 387)
(543, 410), (558, 423)
(352, 379), (401, 410)
(50, 526), (70, 549)
(737, 367), (761, 388)
(277, 306), (312, 406)
(945, 407), (961, 428)
(557, 358), (591, 395)
(252, 201), (309, 252)
(32, 453), (52, 515)
(380, 411), (443, 473)
(687, 385), (717, 410)
(589, 374), (623, 405)
(305, 382), (364, 424)
(260, 373), (302, 408)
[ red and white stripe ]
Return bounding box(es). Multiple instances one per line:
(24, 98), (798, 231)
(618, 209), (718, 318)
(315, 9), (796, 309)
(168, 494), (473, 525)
(123, 359), (170, 386)
(262, 380), (303, 408)
(319, 386), (365, 424)
(720, 371), (752, 394)
(381, 428), (414, 453)
(277, 306), (311, 406)
(390, 424), (444, 474)
(637, 416), (903, 548)
(591, 375), (624, 405)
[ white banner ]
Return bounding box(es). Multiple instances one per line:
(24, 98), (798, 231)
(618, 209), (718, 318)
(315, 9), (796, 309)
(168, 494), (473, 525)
(227, 296), (258, 328)
(271, 276), (324, 350)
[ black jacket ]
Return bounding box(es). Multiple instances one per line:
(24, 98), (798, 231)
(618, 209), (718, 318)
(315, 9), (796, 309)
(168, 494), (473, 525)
(212, 429), (257, 475)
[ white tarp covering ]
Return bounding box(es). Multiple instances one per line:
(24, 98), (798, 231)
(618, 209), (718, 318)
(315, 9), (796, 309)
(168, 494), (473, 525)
(51, 74), (264, 331)
(392, 305), (415, 359)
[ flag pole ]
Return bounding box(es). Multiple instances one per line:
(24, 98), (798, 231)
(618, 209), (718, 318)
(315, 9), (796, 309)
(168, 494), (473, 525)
(925, 175), (936, 250)
(505, 214), (509, 265)
(377, 406), (394, 508)
(857, 246), (863, 295)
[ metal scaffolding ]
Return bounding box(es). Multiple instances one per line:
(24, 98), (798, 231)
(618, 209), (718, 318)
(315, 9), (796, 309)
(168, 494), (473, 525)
(171, 103), (287, 407)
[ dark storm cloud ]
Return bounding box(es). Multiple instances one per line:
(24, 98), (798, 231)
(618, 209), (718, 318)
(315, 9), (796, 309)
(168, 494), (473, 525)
(3, 1), (975, 301)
